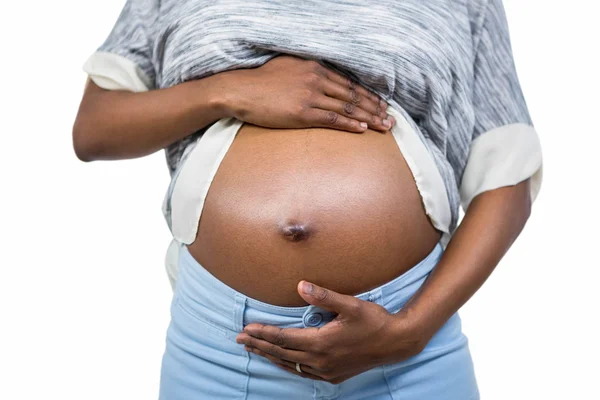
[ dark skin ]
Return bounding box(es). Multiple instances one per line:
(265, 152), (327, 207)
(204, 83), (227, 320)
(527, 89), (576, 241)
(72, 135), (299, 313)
(73, 55), (395, 162)
(185, 119), (442, 307)
(74, 54), (533, 385)
(236, 177), (532, 383)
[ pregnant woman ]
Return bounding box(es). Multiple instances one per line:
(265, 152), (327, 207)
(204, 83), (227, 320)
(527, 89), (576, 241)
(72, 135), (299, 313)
(73, 0), (543, 399)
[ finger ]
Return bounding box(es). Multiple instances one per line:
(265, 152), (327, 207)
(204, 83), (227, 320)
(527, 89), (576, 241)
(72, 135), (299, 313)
(311, 63), (395, 130)
(242, 324), (320, 352)
(238, 332), (313, 365)
(248, 345), (360, 384)
(302, 107), (368, 133)
(317, 66), (385, 109)
(311, 93), (375, 124)
(298, 280), (363, 316)
(247, 346), (327, 381)
(311, 91), (390, 132)
(320, 77), (388, 121)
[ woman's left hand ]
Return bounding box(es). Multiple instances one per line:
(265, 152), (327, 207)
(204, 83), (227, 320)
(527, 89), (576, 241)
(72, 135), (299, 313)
(235, 280), (432, 384)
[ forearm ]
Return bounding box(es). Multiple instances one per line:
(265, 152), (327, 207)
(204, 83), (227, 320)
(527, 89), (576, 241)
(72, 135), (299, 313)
(397, 178), (533, 340)
(72, 73), (232, 162)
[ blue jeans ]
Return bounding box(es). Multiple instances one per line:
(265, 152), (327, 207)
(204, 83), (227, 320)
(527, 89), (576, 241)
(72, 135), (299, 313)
(159, 241), (480, 399)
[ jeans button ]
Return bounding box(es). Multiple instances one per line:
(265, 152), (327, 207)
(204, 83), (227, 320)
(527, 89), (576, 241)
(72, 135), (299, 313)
(304, 313), (323, 327)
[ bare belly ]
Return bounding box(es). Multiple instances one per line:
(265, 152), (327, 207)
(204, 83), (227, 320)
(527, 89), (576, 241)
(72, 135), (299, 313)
(186, 122), (441, 306)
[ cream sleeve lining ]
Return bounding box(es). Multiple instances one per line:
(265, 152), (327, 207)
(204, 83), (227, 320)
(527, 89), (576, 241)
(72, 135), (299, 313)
(460, 123), (543, 211)
(82, 51), (152, 92)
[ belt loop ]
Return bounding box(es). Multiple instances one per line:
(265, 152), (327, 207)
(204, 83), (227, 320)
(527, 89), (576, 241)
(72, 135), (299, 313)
(372, 288), (383, 306)
(234, 293), (247, 333)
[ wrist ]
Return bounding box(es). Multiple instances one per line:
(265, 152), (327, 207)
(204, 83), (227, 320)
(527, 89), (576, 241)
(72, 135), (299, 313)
(379, 310), (428, 362)
(390, 305), (440, 352)
(204, 70), (247, 119)
(179, 72), (236, 122)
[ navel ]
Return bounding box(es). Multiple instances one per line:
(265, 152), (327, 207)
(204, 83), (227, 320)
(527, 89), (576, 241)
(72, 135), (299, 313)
(279, 222), (311, 242)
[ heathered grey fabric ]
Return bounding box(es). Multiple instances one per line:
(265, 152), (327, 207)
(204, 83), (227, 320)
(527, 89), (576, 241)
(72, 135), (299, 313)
(95, 0), (534, 234)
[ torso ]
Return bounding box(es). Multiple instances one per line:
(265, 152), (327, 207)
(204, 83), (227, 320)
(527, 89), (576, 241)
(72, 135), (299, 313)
(139, 1), (490, 236)
(186, 123), (441, 306)
(154, 0), (478, 205)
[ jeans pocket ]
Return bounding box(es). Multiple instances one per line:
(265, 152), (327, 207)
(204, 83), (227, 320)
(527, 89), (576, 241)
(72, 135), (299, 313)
(381, 313), (478, 399)
(421, 312), (466, 353)
(173, 294), (230, 339)
(161, 294), (249, 399)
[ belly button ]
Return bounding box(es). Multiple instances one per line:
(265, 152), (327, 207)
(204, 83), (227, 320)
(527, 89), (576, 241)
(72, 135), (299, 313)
(279, 223), (311, 242)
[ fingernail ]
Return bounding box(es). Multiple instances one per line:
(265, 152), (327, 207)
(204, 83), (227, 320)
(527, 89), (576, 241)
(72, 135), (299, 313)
(383, 119), (391, 128)
(359, 122), (368, 129)
(301, 281), (313, 294)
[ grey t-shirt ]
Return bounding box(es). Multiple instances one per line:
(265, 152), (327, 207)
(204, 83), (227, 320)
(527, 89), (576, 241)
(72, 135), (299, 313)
(84, 0), (543, 244)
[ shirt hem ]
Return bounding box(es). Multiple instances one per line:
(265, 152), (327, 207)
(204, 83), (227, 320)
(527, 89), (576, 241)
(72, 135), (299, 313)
(386, 106), (453, 238)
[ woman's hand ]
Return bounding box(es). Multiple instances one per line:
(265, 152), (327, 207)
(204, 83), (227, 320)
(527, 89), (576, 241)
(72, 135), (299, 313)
(217, 55), (396, 133)
(235, 280), (431, 384)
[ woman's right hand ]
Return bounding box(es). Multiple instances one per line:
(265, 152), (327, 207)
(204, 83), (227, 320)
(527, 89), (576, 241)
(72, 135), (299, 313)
(217, 55), (395, 133)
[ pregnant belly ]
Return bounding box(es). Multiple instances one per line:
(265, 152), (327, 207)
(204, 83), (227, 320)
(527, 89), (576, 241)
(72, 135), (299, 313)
(186, 122), (442, 306)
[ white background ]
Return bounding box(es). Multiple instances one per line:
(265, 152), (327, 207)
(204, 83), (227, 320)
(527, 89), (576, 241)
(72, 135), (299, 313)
(1, 1), (598, 399)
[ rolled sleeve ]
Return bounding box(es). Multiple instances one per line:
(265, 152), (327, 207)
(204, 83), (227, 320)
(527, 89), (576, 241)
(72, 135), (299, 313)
(82, 0), (158, 92)
(460, 0), (543, 211)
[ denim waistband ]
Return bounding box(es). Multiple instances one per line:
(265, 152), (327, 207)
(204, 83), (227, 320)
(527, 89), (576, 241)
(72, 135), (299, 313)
(174, 241), (444, 336)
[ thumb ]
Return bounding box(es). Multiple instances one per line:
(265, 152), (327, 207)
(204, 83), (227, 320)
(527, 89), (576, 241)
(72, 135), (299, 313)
(298, 280), (360, 314)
